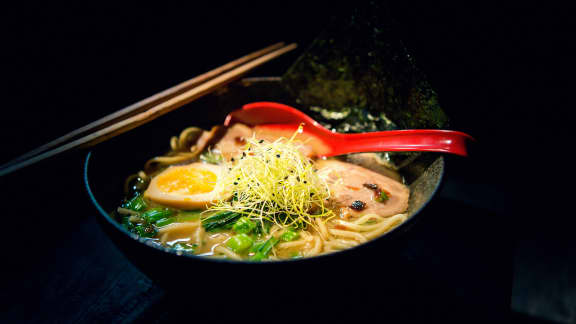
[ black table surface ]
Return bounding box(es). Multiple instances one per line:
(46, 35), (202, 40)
(2, 2), (573, 323)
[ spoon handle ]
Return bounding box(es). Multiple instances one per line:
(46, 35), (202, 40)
(329, 129), (474, 157)
(227, 102), (474, 157)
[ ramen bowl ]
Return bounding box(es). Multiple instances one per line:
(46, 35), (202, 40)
(84, 78), (444, 288)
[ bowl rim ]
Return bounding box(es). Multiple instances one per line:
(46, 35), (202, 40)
(85, 146), (444, 265)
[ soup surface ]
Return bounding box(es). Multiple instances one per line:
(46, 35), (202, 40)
(116, 123), (410, 261)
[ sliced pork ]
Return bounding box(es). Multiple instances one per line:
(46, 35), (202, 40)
(316, 159), (409, 219)
(214, 123), (324, 159)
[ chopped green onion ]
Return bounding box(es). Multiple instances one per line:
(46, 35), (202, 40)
(202, 211), (241, 232)
(249, 237), (279, 261)
(155, 217), (175, 227)
(177, 210), (202, 222)
(226, 234), (254, 253)
(123, 195), (147, 211)
(376, 191), (389, 202)
(280, 230), (299, 242)
(143, 208), (173, 223)
(155, 210), (201, 227)
(233, 217), (256, 234)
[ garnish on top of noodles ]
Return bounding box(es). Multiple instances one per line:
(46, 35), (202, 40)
(208, 124), (334, 230)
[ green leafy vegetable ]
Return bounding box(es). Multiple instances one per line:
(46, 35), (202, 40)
(280, 230), (299, 242)
(226, 234), (254, 253)
(202, 211), (241, 232)
(249, 237), (279, 261)
(233, 217), (256, 234)
(249, 241), (265, 253)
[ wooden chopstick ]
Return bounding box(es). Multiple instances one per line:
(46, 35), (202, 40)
(0, 43), (297, 176)
(1, 42), (287, 170)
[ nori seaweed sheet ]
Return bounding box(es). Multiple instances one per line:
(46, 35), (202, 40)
(281, 1), (448, 133)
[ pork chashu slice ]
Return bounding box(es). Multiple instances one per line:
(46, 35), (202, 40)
(316, 159), (409, 219)
(215, 123), (323, 159)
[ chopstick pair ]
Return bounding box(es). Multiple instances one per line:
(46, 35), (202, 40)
(0, 42), (297, 177)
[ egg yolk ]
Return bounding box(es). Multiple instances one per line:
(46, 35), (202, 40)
(156, 167), (217, 195)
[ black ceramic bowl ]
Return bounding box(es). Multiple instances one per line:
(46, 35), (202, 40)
(85, 78), (444, 288)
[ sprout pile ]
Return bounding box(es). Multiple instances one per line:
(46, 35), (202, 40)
(209, 126), (334, 230)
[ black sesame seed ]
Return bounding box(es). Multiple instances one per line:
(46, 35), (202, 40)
(303, 181), (307, 184)
(259, 139), (264, 143)
(350, 200), (366, 211)
(234, 182), (238, 185)
(231, 158), (235, 162)
(284, 176), (288, 180)
(276, 154), (281, 158)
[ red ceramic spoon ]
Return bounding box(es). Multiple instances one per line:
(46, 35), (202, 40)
(224, 102), (474, 157)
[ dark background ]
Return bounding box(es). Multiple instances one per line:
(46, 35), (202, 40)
(1, 2), (572, 323)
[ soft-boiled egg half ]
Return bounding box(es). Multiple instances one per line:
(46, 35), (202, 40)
(144, 162), (230, 209)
